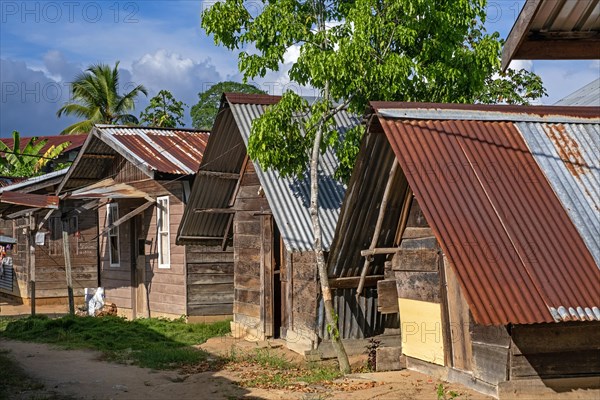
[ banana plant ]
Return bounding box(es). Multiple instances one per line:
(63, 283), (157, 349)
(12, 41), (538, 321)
(0, 131), (71, 177)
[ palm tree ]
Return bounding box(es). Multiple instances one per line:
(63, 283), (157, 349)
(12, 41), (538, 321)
(57, 62), (148, 134)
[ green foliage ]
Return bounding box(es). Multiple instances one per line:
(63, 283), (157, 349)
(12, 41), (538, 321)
(57, 62), (148, 134)
(202, 0), (546, 181)
(0, 315), (230, 370)
(140, 90), (187, 128)
(478, 67), (547, 105)
(190, 81), (265, 130)
(437, 383), (460, 400)
(0, 131), (71, 177)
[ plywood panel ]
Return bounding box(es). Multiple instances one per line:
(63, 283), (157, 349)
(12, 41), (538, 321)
(399, 298), (445, 366)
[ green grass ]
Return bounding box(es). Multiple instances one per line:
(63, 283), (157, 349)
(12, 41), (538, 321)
(0, 315), (230, 370)
(230, 347), (342, 389)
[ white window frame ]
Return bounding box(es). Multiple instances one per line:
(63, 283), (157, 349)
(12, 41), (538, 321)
(157, 196), (171, 269)
(107, 203), (120, 267)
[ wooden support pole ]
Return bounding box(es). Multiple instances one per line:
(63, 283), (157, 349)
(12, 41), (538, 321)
(62, 219), (75, 315)
(357, 160), (399, 297)
(394, 187), (414, 246)
(28, 214), (36, 316)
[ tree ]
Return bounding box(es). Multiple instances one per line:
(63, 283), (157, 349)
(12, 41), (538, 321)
(57, 62), (148, 134)
(202, 0), (546, 373)
(190, 81), (265, 130)
(140, 90), (187, 128)
(0, 131), (71, 177)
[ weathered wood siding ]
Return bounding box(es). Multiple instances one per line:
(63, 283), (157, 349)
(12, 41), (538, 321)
(510, 322), (600, 380)
(290, 251), (319, 341)
(186, 244), (233, 316)
(232, 161), (268, 331)
(35, 202), (98, 298)
(99, 179), (188, 317)
(1, 206), (98, 300)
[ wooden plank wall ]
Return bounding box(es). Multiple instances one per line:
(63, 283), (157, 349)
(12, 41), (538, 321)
(233, 162), (269, 331)
(510, 322), (600, 380)
(35, 202), (98, 298)
(186, 244), (233, 316)
(290, 251), (318, 338)
(100, 178), (188, 317)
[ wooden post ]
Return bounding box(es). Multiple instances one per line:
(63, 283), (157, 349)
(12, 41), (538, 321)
(28, 214), (36, 316)
(357, 160), (399, 297)
(62, 218), (75, 315)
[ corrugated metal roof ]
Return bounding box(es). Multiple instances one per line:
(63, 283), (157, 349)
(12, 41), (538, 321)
(372, 102), (600, 325)
(555, 78), (600, 106)
(177, 93), (359, 252)
(518, 121), (600, 265)
(0, 134), (87, 155)
(0, 168), (69, 194)
(94, 126), (209, 175)
(501, 0), (600, 69)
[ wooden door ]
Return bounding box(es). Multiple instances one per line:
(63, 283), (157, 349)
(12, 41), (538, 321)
(130, 215), (148, 319)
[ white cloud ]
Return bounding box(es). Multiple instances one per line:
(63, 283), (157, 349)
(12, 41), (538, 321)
(507, 59), (533, 71)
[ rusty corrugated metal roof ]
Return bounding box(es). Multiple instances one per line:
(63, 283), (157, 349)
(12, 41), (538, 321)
(0, 134), (87, 156)
(372, 102), (600, 325)
(95, 126), (209, 175)
(0, 191), (59, 209)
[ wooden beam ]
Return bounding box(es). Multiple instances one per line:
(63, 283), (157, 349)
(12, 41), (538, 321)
(94, 200), (154, 239)
(82, 154), (115, 159)
(329, 275), (384, 289)
(221, 213), (234, 251)
(229, 155), (250, 207)
(62, 219), (75, 315)
(361, 247), (401, 257)
(178, 235), (223, 241)
(501, 0), (543, 70)
(357, 160), (399, 297)
(194, 208), (236, 214)
(197, 170), (241, 180)
(512, 38), (600, 60)
(6, 208), (41, 219)
(394, 187), (414, 246)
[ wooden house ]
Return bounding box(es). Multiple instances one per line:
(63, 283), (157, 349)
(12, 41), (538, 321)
(331, 102), (600, 398)
(0, 168), (98, 307)
(56, 125), (231, 321)
(178, 93), (395, 353)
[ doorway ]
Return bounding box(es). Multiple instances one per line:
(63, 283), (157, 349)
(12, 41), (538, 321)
(130, 214), (148, 318)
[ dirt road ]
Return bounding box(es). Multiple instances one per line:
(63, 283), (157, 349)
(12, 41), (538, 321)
(0, 338), (491, 400)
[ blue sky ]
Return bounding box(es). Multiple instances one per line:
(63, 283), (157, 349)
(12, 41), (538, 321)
(1, 0), (598, 137)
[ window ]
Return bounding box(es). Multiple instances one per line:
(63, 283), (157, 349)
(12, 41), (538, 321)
(48, 216), (78, 256)
(107, 203), (120, 266)
(157, 196), (170, 268)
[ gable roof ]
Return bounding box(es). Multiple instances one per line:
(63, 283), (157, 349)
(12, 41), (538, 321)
(368, 102), (599, 325)
(58, 125), (209, 192)
(501, 0), (600, 70)
(177, 93), (360, 251)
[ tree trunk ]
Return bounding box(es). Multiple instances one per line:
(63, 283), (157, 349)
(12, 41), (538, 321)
(310, 118), (351, 374)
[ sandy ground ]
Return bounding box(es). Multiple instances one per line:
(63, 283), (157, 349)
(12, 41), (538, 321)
(0, 336), (492, 400)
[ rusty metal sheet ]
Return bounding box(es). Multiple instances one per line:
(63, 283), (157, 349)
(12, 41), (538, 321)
(68, 178), (150, 199)
(0, 191), (59, 209)
(373, 103), (600, 325)
(95, 126), (209, 175)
